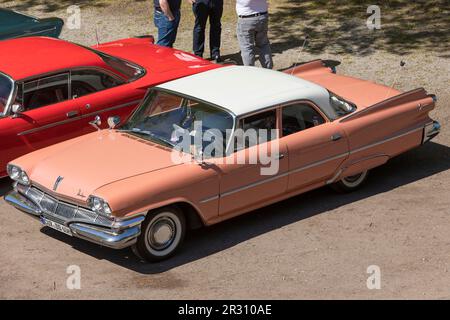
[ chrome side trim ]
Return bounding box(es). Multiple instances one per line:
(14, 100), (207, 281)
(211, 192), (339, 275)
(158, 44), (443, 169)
(17, 99), (141, 136)
(9, 27), (58, 39)
(326, 169), (343, 185)
(349, 125), (424, 155)
(219, 152), (348, 199)
(290, 153), (348, 175)
(208, 124), (426, 200)
(199, 195), (220, 204)
(221, 172), (290, 198)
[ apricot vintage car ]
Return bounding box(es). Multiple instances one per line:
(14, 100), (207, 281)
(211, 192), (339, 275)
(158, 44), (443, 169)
(5, 61), (440, 261)
(0, 36), (220, 177)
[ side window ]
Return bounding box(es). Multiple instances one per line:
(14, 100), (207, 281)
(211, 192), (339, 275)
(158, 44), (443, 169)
(70, 69), (124, 99)
(237, 109), (277, 149)
(21, 73), (69, 111)
(282, 103), (325, 137)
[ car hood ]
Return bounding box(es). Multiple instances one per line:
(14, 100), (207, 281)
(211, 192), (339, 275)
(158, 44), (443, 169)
(27, 130), (180, 202)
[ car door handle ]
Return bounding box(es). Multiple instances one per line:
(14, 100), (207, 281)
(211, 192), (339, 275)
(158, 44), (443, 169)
(66, 111), (80, 118)
(277, 153), (286, 160)
(331, 133), (342, 141)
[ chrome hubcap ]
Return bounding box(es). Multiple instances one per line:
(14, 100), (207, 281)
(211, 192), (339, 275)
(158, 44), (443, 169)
(148, 217), (176, 251)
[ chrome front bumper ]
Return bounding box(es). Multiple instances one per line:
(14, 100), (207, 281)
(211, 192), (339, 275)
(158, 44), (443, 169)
(423, 120), (441, 144)
(5, 190), (145, 250)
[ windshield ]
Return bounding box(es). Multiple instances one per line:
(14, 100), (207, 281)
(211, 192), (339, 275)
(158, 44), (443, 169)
(0, 73), (13, 115)
(121, 90), (235, 157)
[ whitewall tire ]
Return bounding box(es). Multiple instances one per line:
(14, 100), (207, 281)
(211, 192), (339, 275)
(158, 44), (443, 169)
(331, 170), (369, 193)
(132, 206), (186, 262)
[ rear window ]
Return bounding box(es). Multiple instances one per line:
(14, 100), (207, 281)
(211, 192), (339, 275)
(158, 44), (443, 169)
(88, 47), (145, 82)
(329, 92), (356, 117)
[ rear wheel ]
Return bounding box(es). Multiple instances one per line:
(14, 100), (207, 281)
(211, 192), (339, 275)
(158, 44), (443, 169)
(331, 170), (369, 193)
(132, 206), (186, 262)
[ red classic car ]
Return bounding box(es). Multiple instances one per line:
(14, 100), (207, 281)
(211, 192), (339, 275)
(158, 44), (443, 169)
(0, 36), (221, 177)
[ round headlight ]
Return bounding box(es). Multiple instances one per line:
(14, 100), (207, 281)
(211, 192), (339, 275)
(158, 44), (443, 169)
(10, 166), (21, 180)
(7, 165), (30, 185)
(103, 203), (112, 215)
(92, 197), (102, 211)
(88, 196), (113, 216)
(21, 171), (30, 184)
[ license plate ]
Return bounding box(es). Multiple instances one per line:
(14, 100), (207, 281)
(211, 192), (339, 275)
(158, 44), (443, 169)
(41, 217), (72, 236)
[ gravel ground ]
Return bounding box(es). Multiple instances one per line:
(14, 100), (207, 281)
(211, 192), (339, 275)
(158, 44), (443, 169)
(0, 0), (449, 299)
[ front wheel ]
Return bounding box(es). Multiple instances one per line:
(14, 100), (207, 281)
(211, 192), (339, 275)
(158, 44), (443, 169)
(132, 206), (186, 262)
(331, 170), (369, 193)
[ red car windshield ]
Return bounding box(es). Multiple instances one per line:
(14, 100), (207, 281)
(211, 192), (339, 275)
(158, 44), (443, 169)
(0, 73), (13, 115)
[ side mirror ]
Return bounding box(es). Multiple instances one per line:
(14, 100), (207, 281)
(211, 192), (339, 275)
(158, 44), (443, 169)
(107, 116), (121, 129)
(11, 104), (24, 118)
(89, 115), (102, 131)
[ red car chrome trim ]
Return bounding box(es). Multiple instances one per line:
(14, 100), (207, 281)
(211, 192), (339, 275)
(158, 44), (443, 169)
(17, 99), (141, 136)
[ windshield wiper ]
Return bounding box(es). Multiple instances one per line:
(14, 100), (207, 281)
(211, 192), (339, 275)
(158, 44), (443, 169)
(118, 128), (176, 148)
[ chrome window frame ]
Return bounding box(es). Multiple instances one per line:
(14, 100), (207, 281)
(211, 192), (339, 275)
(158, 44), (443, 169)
(0, 71), (16, 117)
(279, 99), (330, 138)
(233, 107), (280, 153)
(68, 67), (127, 99)
(14, 66), (127, 111)
(79, 45), (147, 83)
(18, 72), (71, 112)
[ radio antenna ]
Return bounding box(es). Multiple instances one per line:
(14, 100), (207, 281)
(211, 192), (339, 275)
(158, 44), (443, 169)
(384, 60), (406, 100)
(290, 35), (309, 76)
(95, 26), (100, 46)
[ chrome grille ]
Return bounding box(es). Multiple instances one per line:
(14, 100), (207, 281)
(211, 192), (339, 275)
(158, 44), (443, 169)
(27, 187), (44, 204)
(17, 185), (113, 227)
(75, 208), (97, 222)
(57, 203), (77, 219)
(40, 195), (58, 214)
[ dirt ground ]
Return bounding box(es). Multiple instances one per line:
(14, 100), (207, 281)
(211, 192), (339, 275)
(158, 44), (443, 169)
(0, 0), (449, 299)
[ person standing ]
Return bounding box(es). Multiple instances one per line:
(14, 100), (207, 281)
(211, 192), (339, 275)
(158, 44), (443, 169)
(236, 0), (273, 69)
(154, 0), (182, 47)
(187, 0), (223, 62)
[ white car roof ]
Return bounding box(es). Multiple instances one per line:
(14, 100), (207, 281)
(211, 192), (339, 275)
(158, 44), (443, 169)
(157, 66), (333, 118)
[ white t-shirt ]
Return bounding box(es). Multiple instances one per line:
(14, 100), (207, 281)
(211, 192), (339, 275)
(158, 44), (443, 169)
(236, 0), (269, 16)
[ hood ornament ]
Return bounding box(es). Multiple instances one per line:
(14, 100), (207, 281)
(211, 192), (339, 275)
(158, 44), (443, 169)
(53, 176), (64, 191)
(77, 189), (86, 198)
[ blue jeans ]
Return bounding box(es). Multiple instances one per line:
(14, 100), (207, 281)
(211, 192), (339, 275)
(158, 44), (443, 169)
(154, 10), (181, 48)
(192, 0), (223, 58)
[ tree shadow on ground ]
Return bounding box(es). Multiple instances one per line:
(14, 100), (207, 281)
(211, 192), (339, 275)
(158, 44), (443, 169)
(269, 0), (450, 57)
(34, 141), (450, 274)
